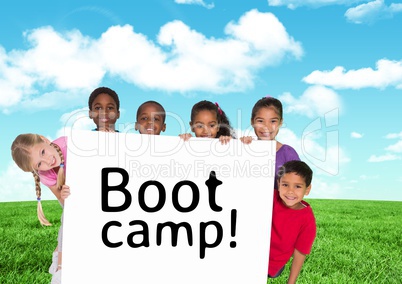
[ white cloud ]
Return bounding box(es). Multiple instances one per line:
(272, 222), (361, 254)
(268, 0), (402, 25)
(367, 131), (402, 161)
(17, 90), (88, 112)
(0, 47), (35, 108)
(302, 59), (402, 89)
(368, 154), (400, 162)
(351, 132), (363, 138)
(267, 0), (363, 10)
(345, 0), (402, 24)
(385, 140), (402, 153)
(279, 85), (342, 118)
(301, 141), (350, 176)
(385, 131), (402, 139)
(224, 10), (303, 61)
(384, 131), (402, 153)
(277, 127), (350, 176)
(307, 176), (342, 199)
(18, 27), (105, 89)
(0, 10), (303, 112)
(359, 174), (379, 180)
(276, 128), (299, 152)
(175, 0), (214, 9)
(56, 108), (95, 138)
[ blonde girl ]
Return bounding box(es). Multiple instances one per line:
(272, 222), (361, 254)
(11, 133), (70, 283)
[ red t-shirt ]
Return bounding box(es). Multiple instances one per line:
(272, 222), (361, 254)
(268, 190), (316, 276)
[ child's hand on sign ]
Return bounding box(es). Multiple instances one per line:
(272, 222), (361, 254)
(240, 136), (253, 144)
(60, 185), (71, 201)
(179, 133), (193, 141)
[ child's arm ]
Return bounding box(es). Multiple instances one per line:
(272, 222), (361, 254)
(57, 251), (62, 271)
(48, 184), (62, 202)
(287, 248), (307, 284)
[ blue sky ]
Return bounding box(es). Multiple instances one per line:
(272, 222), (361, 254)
(1, 0), (402, 202)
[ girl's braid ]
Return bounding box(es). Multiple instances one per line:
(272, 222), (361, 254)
(33, 171), (41, 199)
(51, 142), (64, 165)
(51, 142), (65, 191)
(32, 170), (52, 226)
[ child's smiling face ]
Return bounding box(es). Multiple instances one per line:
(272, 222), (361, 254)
(190, 110), (219, 138)
(135, 103), (166, 135)
(252, 107), (282, 140)
(278, 172), (311, 210)
(30, 140), (61, 172)
(89, 93), (120, 131)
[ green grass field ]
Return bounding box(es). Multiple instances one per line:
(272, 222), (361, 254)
(0, 201), (61, 284)
(1, 199), (401, 284)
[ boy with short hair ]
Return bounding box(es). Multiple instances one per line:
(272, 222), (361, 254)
(88, 86), (120, 132)
(135, 100), (166, 135)
(268, 160), (316, 283)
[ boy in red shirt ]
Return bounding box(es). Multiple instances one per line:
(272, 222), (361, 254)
(268, 160), (316, 283)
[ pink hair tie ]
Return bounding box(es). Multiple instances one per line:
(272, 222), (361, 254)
(215, 102), (223, 115)
(265, 94), (271, 98)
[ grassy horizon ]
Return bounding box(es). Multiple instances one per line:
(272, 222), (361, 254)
(1, 199), (401, 283)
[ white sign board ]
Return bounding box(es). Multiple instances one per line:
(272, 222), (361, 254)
(62, 130), (275, 284)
